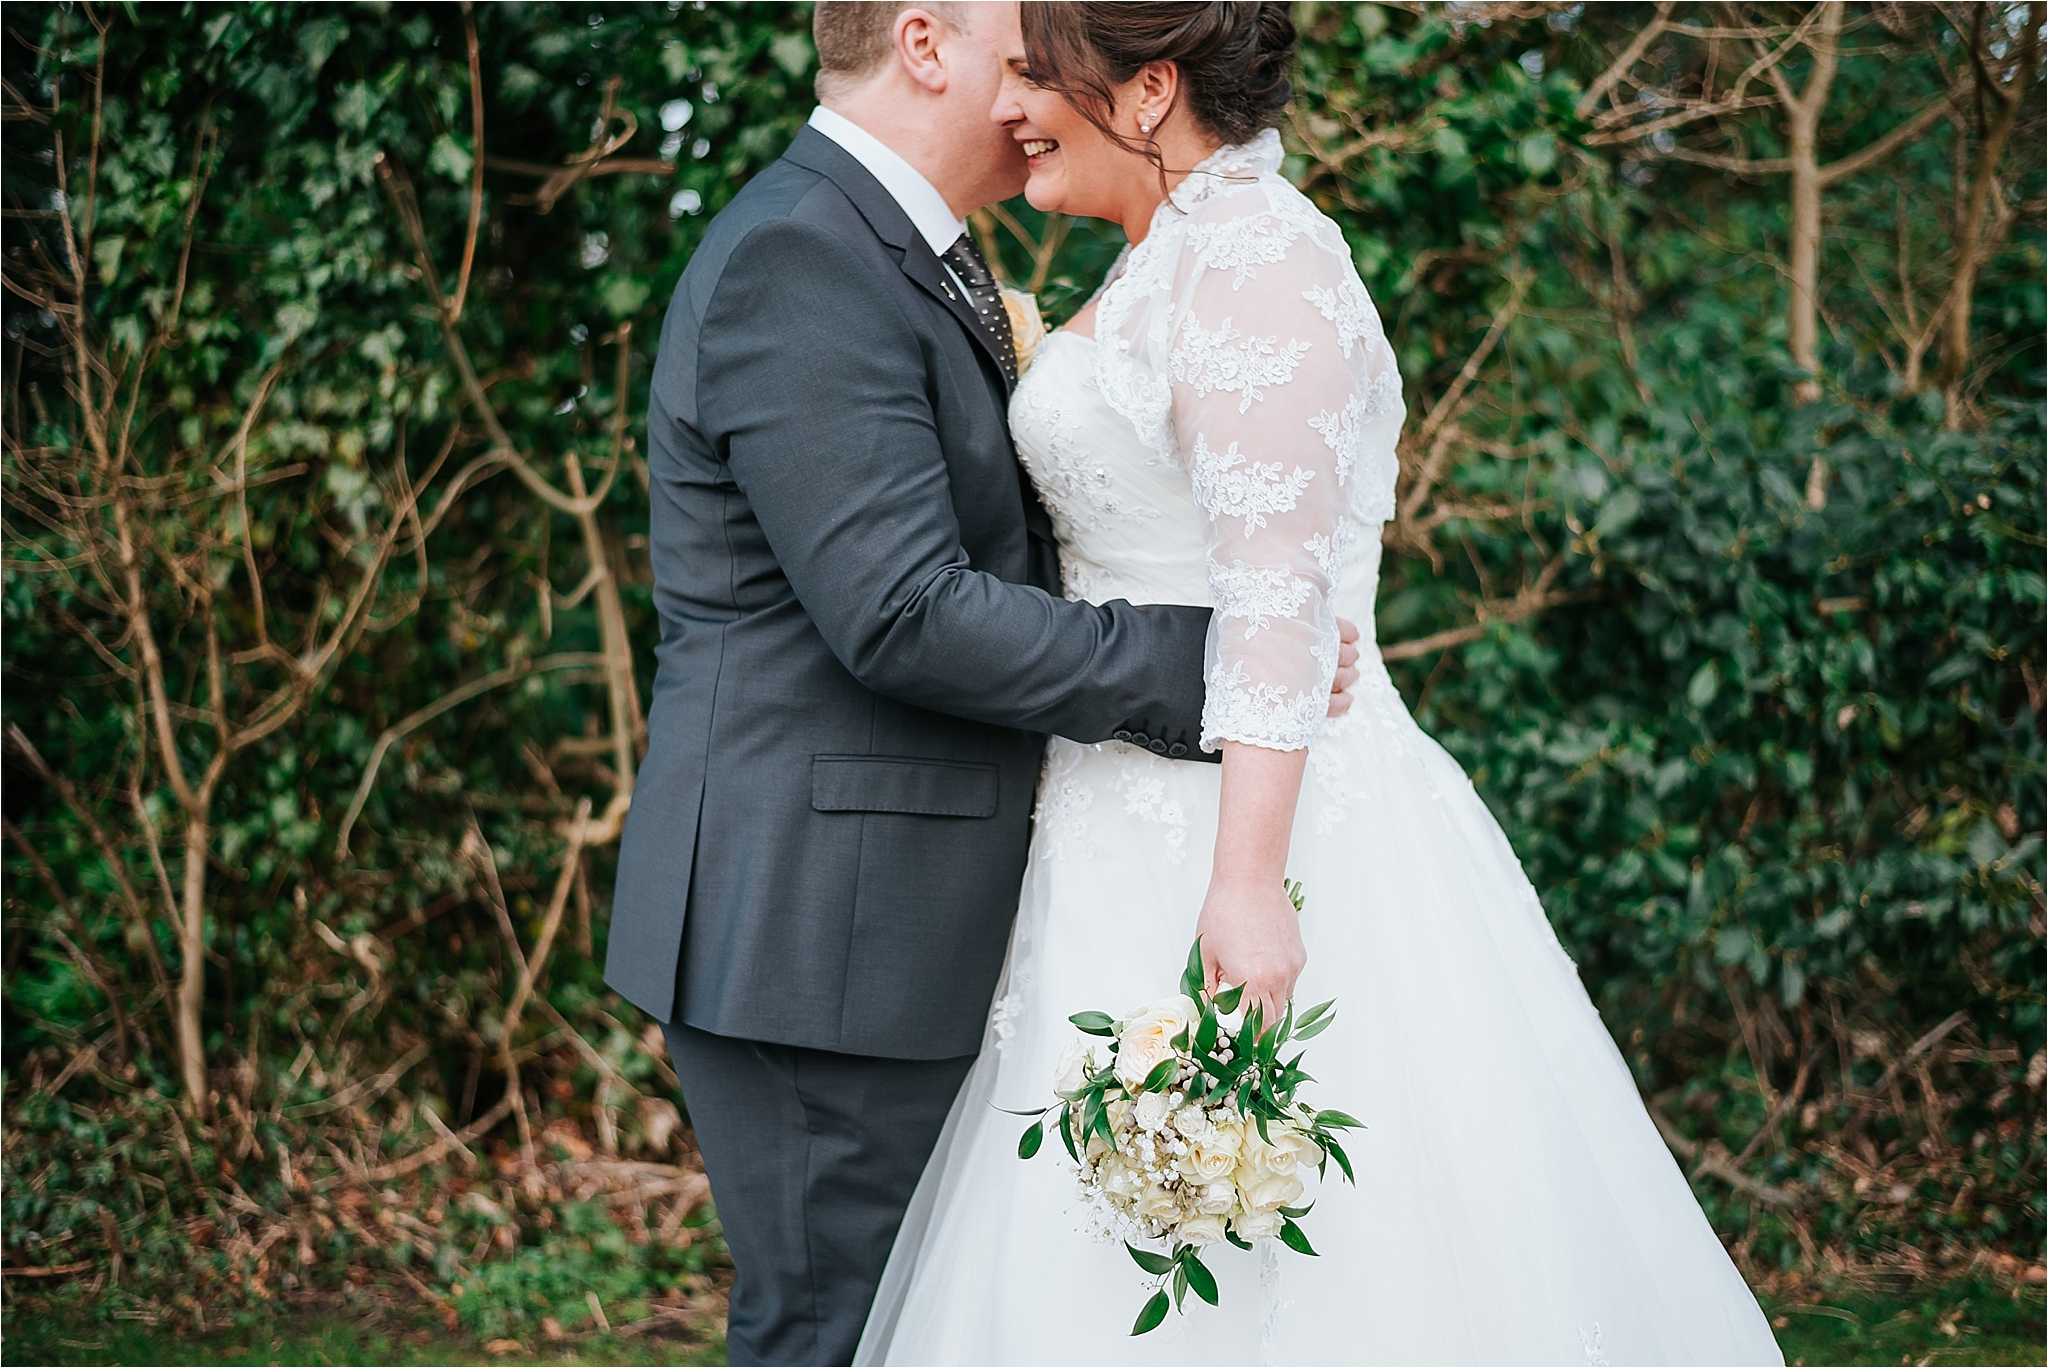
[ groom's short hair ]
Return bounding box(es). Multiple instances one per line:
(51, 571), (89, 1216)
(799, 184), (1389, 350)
(813, 2), (970, 101)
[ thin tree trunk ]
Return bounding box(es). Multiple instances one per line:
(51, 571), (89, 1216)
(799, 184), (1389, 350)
(1938, 2), (2044, 406)
(1783, 1), (1841, 407)
(177, 815), (210, 1109)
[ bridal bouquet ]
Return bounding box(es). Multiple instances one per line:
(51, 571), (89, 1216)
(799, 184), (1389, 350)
(1014, 884), (1361, 1335)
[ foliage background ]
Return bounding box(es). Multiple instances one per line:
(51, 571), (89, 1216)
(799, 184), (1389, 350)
(3, 0), (2042, 1349)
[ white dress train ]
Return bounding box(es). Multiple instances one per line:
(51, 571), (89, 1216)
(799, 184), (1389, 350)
(857, 133), (1782, 1368)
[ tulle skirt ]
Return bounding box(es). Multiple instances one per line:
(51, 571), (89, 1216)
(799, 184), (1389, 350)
(857, 652), (1783, 1366)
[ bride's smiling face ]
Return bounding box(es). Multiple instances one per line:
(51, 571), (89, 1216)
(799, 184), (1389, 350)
(993, 75), (1120, 220)
(988, 4), (1160, 227)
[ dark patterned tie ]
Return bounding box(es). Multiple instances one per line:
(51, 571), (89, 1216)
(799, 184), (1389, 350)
(939, 234), (1018, 386)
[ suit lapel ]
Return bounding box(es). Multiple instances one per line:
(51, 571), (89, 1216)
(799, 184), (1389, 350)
(782, 128), (1013, 398)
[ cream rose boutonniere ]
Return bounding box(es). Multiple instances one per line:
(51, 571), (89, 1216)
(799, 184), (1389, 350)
(1000, 285), (1047, 377)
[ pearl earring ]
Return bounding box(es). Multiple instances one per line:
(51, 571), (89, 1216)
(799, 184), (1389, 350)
(1140, 115), (1153, 134)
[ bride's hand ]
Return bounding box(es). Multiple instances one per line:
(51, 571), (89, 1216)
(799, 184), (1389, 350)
(1327, 617), (1361, 717)
(1195, 872), (1306, 1024)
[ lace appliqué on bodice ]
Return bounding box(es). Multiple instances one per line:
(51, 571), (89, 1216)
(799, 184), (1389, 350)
(1008, 359), (1162, 538)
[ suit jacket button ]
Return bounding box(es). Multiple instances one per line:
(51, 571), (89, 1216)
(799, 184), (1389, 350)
(1168, 742), (1187, 757)
(1113, 730), (1134, 743)
(1148, 739), (1168, 755)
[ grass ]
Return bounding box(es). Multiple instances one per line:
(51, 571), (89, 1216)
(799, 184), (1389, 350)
(2, 1287), (726, 1367)
(5, 1275), (2040, 1365)
(1765, 1277), (2046, 1367)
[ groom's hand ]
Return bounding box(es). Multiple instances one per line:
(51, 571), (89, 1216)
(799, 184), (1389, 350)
(1327, 616), (1361, 717)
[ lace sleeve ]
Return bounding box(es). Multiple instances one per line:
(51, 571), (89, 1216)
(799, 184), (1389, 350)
(1170, 201), (1392, 753)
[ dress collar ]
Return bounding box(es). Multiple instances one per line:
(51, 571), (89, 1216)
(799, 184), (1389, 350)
(1168, 128), (1287, 213)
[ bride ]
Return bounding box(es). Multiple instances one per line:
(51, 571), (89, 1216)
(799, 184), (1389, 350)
(859, 4), (1783, 1364)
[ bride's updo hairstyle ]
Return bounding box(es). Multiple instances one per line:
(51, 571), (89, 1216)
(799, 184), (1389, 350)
(1018, 1), (1296, 161)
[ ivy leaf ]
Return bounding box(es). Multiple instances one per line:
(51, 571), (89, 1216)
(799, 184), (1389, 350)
(1092, 1100), (1119, 1151)
(1313, 1109), (1364, 1130)
(1131, 1290), (1170, 1336)
(1181, 1250), (1219, 1306)
(1141, 1056), (1178, 1093)
(1279, 1218), (1318, 1257)
(1293, 1014), (1335, 1041)
(1059, 1106), (1078, 1161)
(1126, 1243), (1175, 1276)
(1070, 1011), (1116, 1037)
(1181, 936), (1206, 1000)
(1017, 1120), (1043, 1160)
(1322, 1135), (1356, 1184)
(1212, 982), (1245, 1014)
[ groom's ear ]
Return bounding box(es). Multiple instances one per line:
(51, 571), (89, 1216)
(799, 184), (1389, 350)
(892, 8), (955, 95)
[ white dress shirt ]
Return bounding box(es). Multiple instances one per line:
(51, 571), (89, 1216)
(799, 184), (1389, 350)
(807, 105), (968, 260)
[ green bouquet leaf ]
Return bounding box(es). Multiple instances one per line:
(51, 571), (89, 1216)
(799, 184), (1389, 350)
(1017, 1120), (1043, 1159)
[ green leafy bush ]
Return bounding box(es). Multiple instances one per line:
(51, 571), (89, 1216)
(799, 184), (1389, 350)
(3, 0), (2040, 1326)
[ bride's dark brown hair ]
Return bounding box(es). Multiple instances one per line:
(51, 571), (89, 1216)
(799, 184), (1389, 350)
(1018, 1), (1296, 179)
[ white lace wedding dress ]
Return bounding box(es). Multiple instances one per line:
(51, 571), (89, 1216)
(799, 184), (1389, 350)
(856, 132), (1782, 1367)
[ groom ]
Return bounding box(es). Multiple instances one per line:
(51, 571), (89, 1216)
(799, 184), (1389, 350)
(608, 5), (1354, 1363)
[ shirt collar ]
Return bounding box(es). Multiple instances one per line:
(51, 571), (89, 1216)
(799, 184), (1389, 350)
(807, 106), (967, 258)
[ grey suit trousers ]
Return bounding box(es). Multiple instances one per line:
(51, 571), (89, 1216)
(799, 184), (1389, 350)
(663, 1021), (975, 1366)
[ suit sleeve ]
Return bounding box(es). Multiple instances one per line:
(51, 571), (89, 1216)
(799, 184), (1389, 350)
(694, 217), (1212, 751)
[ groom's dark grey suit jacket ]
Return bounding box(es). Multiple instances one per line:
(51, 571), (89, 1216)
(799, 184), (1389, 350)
(605, 127), (1213, 1061)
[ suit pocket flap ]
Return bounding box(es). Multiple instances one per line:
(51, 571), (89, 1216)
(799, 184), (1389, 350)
(810, 755), (999, 819)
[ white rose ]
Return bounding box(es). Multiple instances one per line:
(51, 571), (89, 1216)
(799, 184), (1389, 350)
(1179, 1214), (1228, 1247)
(1234, 1207), (1283, 1241)
(1055, 1039), (1094, 1096)
(1136, 1182), (1180, 1224)
(1114, 995), (1196, 1092)
(1239, 1126), (1306, 1179)
(1196, 1179), (1238, 1216)
(1239, 1170), (1304, 1213)
(1172, 1107), (1215, 1146)
(1133, 1091), (1173, 1132)
(1180, 1143), (1236, 1184)
(1272, 1126), (1323, 1173)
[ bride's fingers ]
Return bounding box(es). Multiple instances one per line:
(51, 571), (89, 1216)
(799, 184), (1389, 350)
(1337, 637), (1360, 669)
